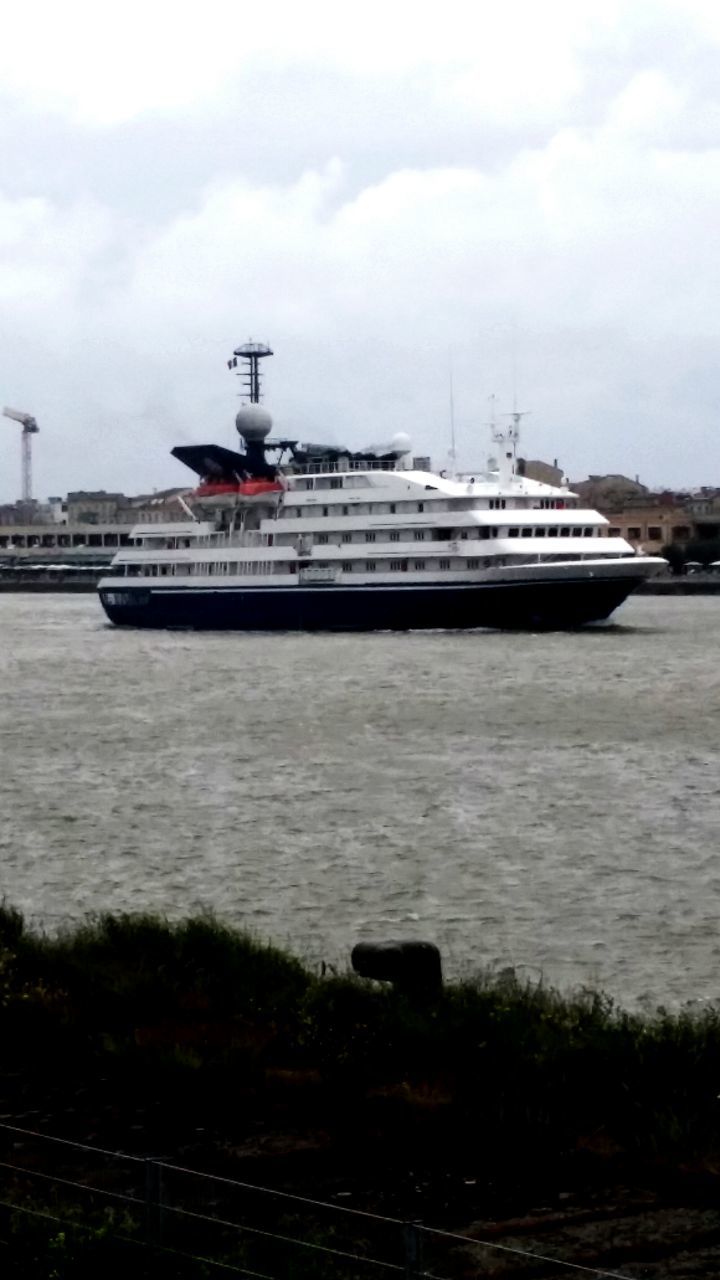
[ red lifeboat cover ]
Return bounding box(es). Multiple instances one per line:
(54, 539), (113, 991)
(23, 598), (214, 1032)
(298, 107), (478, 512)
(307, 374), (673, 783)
(194, 479), (284, 498)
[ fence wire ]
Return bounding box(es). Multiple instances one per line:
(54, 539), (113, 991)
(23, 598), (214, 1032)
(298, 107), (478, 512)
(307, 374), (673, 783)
(0, 1122), (636, 1279)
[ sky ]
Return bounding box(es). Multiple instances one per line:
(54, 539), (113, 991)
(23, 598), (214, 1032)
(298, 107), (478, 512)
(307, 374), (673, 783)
(1, 0), (719, 501)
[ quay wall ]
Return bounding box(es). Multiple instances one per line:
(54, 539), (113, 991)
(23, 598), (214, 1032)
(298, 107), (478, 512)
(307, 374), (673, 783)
(636, 575), (720, 594)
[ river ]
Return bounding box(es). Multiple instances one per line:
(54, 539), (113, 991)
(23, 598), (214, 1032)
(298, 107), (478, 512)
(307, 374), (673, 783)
(0, 592), (718, 1007)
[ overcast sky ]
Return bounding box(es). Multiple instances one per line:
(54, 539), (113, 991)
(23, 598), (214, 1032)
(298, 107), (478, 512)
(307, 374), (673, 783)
(1, 0), (719, 501)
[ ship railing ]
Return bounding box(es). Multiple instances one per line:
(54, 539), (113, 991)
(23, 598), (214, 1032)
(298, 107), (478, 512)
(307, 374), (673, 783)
(226, 530), (272, 547)
(287, 457), (398, 475)
(164, 530), (272, 549)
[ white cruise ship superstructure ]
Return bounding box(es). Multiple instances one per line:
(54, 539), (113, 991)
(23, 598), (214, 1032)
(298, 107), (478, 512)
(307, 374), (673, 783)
(98, 342), (664, 630)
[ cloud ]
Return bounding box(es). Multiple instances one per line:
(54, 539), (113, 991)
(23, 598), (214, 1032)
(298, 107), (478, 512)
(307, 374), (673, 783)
(1, 0), (720, 499)
(0, 0), (594, 125)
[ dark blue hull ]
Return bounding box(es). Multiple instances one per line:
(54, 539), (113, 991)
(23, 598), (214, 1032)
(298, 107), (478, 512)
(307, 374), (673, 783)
(98, 578), (643, 631)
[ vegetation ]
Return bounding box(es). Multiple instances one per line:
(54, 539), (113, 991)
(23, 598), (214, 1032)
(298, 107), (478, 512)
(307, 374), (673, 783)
(2, 904), (720, 1269)
(661, 536), (720, 572)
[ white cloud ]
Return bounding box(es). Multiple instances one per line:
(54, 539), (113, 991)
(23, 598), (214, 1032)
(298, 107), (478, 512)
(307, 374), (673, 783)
(1, 0), (720, 499)
(0, 0), (631, 125)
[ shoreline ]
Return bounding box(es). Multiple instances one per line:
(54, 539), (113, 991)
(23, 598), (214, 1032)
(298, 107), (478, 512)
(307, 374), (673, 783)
(1, 906), (720, 1274)
(636, 575), (720, 593)
(0, 579), (99, 592)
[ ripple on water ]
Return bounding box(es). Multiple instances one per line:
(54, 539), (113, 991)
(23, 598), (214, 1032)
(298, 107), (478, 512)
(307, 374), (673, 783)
(0, 593), (719, 1005)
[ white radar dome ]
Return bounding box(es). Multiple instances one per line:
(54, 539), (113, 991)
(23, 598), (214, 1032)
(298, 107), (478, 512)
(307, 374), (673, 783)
(390, 431), (411, 455)
(236, 404), (273, 441)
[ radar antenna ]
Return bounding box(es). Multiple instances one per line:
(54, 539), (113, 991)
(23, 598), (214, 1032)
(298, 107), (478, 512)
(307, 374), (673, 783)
(486, 401), (530, 485)
(500, 408), (530, 446)
(448, 354), (457, 474)
(227, 341), (273, 403)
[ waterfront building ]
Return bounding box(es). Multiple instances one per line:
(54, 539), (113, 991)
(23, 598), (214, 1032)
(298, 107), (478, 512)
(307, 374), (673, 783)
(516, 458), (564, 487)
(602, 503), (692, 554)
(0, 488), (191, 584)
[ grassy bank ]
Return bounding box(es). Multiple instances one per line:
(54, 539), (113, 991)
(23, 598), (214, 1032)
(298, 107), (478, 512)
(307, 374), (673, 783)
(1, 903), (720, 1203)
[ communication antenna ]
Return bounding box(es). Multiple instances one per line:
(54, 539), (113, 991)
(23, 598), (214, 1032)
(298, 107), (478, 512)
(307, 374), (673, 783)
(510, 318), (520, 416)
(487, 393), (498, 439)
(485, 397), (530, 484)
(448, 354), (457, 474)
(227, 341), (273, 403)
(503, 408), (530, 445)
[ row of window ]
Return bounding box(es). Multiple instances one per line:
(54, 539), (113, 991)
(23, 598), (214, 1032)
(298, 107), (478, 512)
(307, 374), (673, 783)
(126, 553), (616, 579)
(0, 533), (132, 549)
(507, 526), (599, 539)
(607, 525), (690, 542)
(304, 525), (599, 545)
(289, 476), (573, 507)
(285, 498), (573, 518)
(129, 525), (604, 571)
(314, 529), (436, 544)
(288, 501), (428, 517)
(127, 561), (274, 577)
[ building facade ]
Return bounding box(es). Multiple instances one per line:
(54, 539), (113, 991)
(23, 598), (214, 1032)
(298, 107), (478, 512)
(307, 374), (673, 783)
(0, 488), (191, 569)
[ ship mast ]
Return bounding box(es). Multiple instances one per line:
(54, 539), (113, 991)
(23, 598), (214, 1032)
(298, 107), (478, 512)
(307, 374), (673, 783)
(228, 341), (273, 403)
(490, 406), (528, 486)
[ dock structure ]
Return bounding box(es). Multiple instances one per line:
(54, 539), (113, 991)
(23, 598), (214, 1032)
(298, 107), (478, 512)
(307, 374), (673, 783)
(0, 522), (132, 589)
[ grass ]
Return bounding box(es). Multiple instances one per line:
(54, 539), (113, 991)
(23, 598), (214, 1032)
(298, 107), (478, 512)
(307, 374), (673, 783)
(1, 901), (720, 1192)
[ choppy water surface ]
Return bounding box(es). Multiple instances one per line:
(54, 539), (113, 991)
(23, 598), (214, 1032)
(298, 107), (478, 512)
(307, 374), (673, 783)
(0, 593), (719, 1006)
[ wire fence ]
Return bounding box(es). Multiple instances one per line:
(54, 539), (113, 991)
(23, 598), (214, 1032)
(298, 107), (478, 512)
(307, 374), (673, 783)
(0, 1122), (635, 1279)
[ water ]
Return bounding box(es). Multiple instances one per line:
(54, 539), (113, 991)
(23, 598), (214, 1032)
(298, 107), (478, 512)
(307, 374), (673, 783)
(0, 592), (718, 1007)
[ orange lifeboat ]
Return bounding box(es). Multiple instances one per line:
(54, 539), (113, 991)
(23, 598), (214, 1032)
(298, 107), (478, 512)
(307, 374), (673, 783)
(194, 479), (284, 502)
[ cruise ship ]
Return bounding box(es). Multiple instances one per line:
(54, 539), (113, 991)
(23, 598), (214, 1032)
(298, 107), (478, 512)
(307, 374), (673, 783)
(98, 342), (665, 630)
